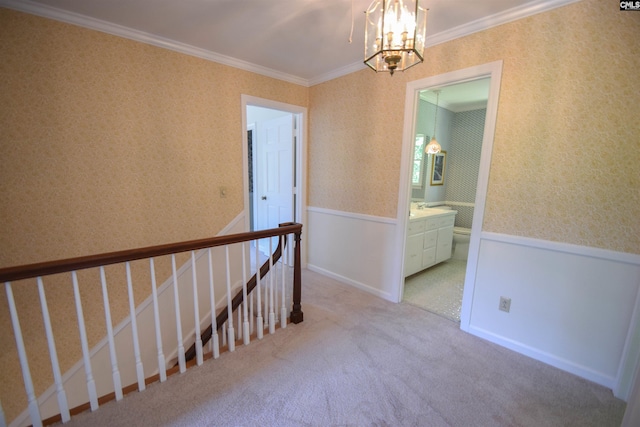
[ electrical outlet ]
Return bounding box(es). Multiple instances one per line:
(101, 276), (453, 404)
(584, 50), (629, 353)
(499, 296), (511, 313)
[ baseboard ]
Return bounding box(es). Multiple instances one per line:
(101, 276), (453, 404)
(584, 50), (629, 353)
(468, 325), (617, 389)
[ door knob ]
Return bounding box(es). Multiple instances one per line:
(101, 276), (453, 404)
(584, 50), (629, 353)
(261, 196), (267, 200)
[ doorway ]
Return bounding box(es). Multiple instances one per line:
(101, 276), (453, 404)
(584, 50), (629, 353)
(403, 79), (490, 322)
(241, 95), (307, 263)
(393, 61), (503, 332)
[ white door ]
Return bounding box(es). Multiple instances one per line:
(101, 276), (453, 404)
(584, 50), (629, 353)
(255, 114), (294, 254)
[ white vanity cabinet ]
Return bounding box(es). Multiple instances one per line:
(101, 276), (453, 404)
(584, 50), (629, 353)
(404, 210), (456, 277)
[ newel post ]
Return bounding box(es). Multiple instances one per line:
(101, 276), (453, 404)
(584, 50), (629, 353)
(289, 226), (303, 324)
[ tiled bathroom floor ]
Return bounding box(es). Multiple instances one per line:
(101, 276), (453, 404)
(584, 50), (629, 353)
(402, 259), (467, 322)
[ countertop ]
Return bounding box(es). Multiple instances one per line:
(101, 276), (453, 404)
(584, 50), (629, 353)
(409, 207), (458, 220)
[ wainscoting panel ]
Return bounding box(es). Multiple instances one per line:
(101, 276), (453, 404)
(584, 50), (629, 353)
(468, 233), (640, 393)
(307, 207), (399, 302)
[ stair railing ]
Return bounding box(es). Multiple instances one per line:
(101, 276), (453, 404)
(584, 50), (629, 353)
(0, 222), (303, 427)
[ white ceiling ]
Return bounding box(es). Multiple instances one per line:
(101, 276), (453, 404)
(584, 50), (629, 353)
(2, 0), (576, 86)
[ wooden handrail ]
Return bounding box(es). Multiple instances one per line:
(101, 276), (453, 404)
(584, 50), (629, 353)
(0, 223), (302, 283)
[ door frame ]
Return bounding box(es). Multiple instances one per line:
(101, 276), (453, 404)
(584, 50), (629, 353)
(393, 61), (503, 331)
(241, 94), (307, 267)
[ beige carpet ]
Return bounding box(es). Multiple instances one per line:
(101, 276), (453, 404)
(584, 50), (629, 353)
(59, 269), (626, 426)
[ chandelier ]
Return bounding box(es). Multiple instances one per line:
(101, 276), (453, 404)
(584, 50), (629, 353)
(364, 0), (428, 76)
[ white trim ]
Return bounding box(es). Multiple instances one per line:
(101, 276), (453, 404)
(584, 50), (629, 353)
(1, 0), (581, 87)
(307, 206), (397, 225)
(481, 231), (640, 266)
(468, 325), (618, 388)
(241, 95), (308, 268)
(617, 287), (640, 400)
(308, 62), (367, 87)
(306, 264), (393, 301)
(444, 201), (475, 208)
(622, 353), (640, 426)
(395, 60), (504, 311)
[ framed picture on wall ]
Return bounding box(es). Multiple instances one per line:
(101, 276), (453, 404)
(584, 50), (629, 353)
(430, 151), (446, 186)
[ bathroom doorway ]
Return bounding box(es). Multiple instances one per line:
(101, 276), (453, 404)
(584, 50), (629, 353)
(403, 79), (490, 322)
(393, 61), (503, 332)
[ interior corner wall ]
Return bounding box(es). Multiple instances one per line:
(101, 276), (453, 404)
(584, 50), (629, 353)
(0, 8), (308, 423)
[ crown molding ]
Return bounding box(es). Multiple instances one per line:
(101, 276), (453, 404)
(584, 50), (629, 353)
(0, 0), (310, 87)
(1, 0), (582, 87)
(425, 0), (582, 48)
(308, 61), (367, 87)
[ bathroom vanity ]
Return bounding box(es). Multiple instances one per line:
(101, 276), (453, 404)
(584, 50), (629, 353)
(405, 208), (457, 277)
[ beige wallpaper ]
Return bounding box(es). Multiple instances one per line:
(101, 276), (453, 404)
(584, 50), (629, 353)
(309, 0), (640, 254)
(0, 8), (307, 422)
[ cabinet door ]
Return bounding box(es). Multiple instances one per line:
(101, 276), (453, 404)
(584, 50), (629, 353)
(404, 233), (424, 276)
(423, 229), (438, 249)
(422, 247), (436, 269)
(436, 226), (454, 263)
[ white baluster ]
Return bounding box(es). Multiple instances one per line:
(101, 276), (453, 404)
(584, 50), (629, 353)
(268, 239), (275, 335)
(242, 242), (250, 344)
(99, 267), (123, 401)
(37, 277), (70, 423)
(221, 320), (227, 347)
(237, 306), (242, 340)
(125, 262), (145, 391)
(191, 251), (203, 366)
(171, 254), (186, 373)
(5, 282), (42, 427)
(255, 239), (263, 339)
(149, 258), (166, 382)
(281, 235), (287, 329)
(0, 399), (6, 427)
(207, 248), (220, 359)
(264, 257), (269, 330)
(249, 291), (254, 335)
(224, 246), (235, 352)
(71, 271), (98, 410)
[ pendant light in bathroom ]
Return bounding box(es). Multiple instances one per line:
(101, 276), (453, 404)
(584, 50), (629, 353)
(425, 90), (442, 154)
